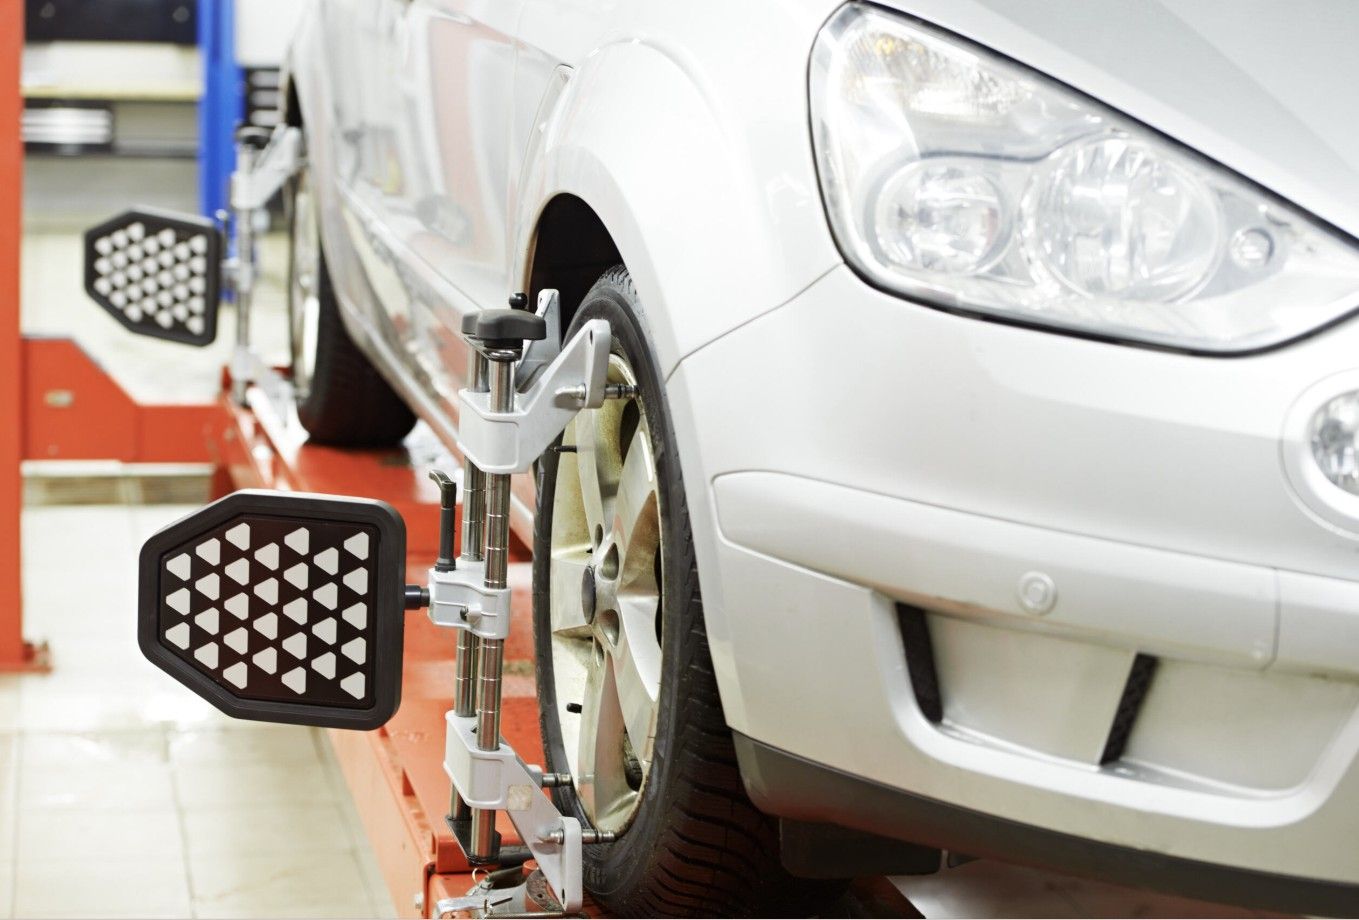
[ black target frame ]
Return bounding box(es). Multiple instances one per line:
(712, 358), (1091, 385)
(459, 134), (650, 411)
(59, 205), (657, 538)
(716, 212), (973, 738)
(83, 207), (223, 347)
(138, 490), (407, 730)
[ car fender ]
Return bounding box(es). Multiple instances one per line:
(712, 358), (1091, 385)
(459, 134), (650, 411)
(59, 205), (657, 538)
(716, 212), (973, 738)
(511, 34), (842, 729)
(511, 36), (841, 382)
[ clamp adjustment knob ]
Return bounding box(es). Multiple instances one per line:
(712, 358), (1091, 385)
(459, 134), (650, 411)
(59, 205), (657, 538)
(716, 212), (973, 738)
(461, 308), (548, 351)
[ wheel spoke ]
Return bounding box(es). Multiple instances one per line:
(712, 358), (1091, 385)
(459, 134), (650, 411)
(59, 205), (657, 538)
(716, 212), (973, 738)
(611, 595), (661, 767)
(612, 425), (659, 587)
(572, 413), (612, 544)
(548, 546), (593, 639)
(576, 646), (636, 826)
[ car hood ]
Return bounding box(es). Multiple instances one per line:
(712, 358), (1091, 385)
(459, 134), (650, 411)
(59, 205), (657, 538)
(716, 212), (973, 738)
(869, 0), (1359, 241)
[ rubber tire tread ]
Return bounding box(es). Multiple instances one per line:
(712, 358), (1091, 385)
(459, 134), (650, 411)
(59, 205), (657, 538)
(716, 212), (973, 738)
(286, 175), (416, 447)
(532, 266), (846, 917)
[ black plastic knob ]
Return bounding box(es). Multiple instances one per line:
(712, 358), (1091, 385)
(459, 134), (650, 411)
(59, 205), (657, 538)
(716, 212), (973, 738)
(461, 308), (548, 349)
(508, 292), (530, 310)
(235, 125), (272, 150)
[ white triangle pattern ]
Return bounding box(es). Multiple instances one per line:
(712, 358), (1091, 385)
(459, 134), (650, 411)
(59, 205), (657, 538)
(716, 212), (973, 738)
(224, 558), (250, 585)
(283, 563), (308, 590)
(312, 652), (336, 679)
(285, 527), (309, 555)
(224, 593), (249, 620)
(195, 538), (220, 565)
(166, 553), (191, 580)
(254, 612), (278, 639)
(344, 533), (368, 560)
(312, 618), (336, 645)
(343, 569), (367, 595)
(342, 603), (367, 630)
(314, 547), (338, 575)
(163, 519), (375, 703)
(194, 608), (219, 635)
(224, 627), (248, 654)
(254, 543), (279, 570)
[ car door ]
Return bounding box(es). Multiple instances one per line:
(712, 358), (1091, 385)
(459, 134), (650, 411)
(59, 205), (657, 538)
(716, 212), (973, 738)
(371, 0), (526, 417)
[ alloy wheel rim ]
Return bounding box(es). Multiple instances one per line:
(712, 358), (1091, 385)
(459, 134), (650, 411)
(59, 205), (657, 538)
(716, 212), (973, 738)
(549, 354), (664, 834)
(290, 172), (322, 400)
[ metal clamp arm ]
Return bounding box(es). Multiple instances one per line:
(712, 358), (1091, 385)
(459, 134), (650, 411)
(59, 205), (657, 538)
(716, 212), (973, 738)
(229, 125), (305, 212)
(457, 318), (612, 474)
(427, 560), (513, 640)
(444, 712), (584, 913)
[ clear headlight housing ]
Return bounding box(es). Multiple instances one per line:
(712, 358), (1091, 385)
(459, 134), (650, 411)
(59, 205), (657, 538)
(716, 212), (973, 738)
(810, 4), (1359, 352)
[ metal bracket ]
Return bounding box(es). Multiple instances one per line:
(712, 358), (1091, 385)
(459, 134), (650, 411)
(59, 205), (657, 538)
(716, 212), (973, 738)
(516, 289), (563, 390)
(457, 318), (611, 474)
(427, 560), (513, 641)
(228, 125), (305, 403)
(444, 712), (583, 912)
(230, 125), (305, 212)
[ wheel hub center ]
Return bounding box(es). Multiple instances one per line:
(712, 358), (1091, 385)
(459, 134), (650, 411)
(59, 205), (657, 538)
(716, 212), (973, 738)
(580, 563), (597, 625)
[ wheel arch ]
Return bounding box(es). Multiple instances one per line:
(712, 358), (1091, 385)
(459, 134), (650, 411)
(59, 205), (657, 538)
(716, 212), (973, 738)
(511, 39), (840, 740)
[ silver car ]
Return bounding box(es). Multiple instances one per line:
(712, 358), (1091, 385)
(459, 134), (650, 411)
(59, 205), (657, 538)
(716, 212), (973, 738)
(281, 0), (1359, 914)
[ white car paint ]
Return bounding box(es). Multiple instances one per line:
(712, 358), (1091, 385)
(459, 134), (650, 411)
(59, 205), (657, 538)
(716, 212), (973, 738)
(285, 0), (1359, 902)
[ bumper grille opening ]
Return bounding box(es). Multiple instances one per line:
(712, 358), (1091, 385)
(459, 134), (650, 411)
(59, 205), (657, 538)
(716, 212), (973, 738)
(1100, 653), (1159, 764)
(895, 603), (943, 723)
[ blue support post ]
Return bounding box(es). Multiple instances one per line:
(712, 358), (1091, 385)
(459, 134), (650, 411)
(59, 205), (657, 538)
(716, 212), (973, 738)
(198, 0), (242, 218)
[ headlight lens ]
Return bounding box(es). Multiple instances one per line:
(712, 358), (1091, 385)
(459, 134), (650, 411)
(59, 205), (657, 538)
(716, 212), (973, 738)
(810, 4), (1359, 352)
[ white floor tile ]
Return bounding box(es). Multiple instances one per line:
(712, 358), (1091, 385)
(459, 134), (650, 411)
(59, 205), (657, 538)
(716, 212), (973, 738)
(17, 807), (184, 860)
(180, 800), (352, 860)
(169, 726), (324, 768)
(15, 854), (191, 918)
(172, 759), (340, 810)
(20, 729), (166, 767)
(187, 848), (373, 919)
(18, 757), (177, 812)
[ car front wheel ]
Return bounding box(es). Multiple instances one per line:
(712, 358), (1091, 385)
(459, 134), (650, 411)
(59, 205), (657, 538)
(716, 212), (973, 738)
(532, 266), (843, 917)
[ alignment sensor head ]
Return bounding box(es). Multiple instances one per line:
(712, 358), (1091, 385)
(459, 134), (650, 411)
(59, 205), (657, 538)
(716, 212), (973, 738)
(138, 491), (407, 729)
(84, 208), (221, 346)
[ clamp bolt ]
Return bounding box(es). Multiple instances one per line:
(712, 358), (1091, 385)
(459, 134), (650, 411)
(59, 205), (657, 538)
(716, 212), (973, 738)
(545, 827), (616, 845)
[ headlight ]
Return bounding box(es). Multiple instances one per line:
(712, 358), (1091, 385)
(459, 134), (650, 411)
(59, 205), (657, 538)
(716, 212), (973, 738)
(810, 4), (1359, 352)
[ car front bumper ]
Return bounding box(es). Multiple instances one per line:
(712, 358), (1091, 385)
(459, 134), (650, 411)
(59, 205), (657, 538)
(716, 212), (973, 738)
(666, 264), (1359, 899)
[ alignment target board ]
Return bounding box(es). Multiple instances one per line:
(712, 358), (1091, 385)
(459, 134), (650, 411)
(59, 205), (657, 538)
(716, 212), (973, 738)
(83, 208), (221, 346)
(139, 491), (406, 729)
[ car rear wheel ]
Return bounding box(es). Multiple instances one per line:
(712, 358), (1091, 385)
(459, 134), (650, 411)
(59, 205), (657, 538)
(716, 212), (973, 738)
(286, 166), (415, 447)
(533, 266), (844, 916)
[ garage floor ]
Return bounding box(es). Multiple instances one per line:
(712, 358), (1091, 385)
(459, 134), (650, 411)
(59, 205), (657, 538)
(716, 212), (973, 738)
(13, 205), (1273, 918)
(13, 502), (397, 919)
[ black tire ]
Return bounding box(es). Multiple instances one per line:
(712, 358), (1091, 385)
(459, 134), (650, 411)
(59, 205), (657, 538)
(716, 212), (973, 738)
(286, 169), (416, 447)
(533, 266), (845, 917)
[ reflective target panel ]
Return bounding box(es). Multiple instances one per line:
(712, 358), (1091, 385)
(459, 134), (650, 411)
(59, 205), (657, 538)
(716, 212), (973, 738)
(139, 491), (407, 729)
(84, 208), (221, 346)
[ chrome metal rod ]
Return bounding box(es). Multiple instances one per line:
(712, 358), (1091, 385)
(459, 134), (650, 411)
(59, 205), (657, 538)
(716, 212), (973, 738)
(460, 352), (489, 563)
(230, 143), (259, 406)
(450, 351), (489, 823)
(468, 355), (516, 860)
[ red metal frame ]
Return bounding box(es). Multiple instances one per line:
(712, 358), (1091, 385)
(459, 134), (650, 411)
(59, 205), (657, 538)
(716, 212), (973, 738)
(22, 339), (221, 463)
(0, 4), (40, 671)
